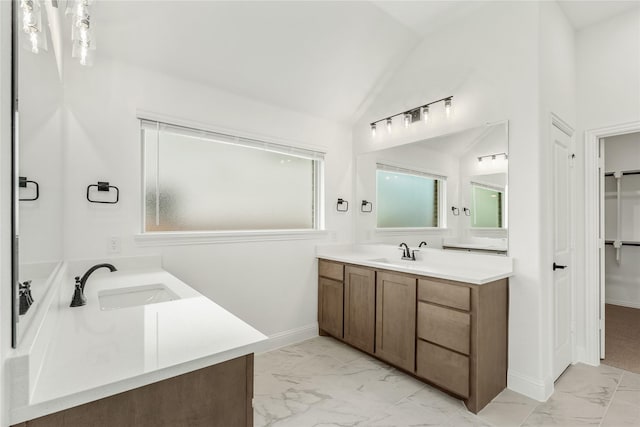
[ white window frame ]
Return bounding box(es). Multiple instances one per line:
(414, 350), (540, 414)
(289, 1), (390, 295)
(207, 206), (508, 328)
(375, 163), (447, 230)
(135, 113), (327, 245)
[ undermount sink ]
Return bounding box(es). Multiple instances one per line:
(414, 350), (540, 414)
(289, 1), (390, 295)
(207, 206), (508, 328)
(98, 284), (179, 311)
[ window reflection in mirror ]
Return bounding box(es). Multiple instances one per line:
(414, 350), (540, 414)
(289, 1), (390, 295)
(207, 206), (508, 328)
(376, 165), (444, 228)
(471, 182), (505, 228)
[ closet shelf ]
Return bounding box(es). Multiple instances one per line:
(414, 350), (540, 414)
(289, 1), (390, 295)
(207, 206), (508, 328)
(604, 240), (640, 247)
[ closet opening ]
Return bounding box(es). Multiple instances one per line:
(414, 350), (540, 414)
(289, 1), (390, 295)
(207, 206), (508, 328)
(600, 131), (640, 374)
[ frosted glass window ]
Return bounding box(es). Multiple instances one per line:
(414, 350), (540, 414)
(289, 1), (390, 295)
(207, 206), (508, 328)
(142, 121), (323, 232)
(376, 166), (442, 228)
(471, 184), (504, 228)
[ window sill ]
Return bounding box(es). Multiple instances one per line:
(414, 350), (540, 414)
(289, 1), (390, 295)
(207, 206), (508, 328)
(134, 229), (330, 246)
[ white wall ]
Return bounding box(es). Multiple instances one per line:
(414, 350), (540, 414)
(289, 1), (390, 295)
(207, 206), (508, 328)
(603, 132), (640, 309)
(353, 2), (552, 399)
(538, 0), (576, 390)
(62, 57), (353, 339)
(1, 2), (13, 425)
(574, 8), (640, 360)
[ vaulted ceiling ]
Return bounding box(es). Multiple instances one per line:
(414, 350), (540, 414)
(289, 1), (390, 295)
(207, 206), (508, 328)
(83, 1), (636, 124)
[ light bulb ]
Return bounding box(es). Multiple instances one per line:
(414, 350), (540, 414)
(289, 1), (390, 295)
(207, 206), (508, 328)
(386, 118), (392, 133)
(422, 106), (429, 123)
(445, 98), (452, 118)
(403, 113), (411, 128)
(371, 123), (376, 137)
(29, 32), (39, 53)
(79, 26), (89, 43)
(80, 45), (88, 65)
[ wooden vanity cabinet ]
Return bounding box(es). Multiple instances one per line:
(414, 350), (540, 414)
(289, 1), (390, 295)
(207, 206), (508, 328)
(416, 276), (508, 413)
(317, 258), (508, 414)
(13, 354), (254, 427)
(318, 260), (345, 338)
(375, 271), (416, 372)
(343, 265), (376, 353)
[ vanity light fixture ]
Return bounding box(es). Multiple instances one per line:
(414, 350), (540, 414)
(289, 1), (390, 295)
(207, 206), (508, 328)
(422, 105), (429, 123)
(445, 98), (452, 117)
(477, 152), (508, 163)
(369, 96), (453, 138)
(68, 0), (96, 66)
(20, 0), (47, 54)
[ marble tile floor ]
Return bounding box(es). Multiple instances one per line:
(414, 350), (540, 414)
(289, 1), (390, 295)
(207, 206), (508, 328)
(254, 336), (640, 427)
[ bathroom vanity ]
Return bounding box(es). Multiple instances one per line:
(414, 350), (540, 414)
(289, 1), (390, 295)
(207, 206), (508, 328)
(9, 257), (267, 427)
(317, 245), (512, 413)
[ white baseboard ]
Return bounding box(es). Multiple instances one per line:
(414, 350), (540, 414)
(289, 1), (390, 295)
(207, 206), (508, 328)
(253, 323), (319, 354)
(605, 299), (640, 310)
(507, 370), (553, 402)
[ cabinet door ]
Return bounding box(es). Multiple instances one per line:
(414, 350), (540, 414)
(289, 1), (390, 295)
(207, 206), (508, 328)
(375, 272), (416, 371)
(318, 277), (344, 338)
(344, 265), (376, 353)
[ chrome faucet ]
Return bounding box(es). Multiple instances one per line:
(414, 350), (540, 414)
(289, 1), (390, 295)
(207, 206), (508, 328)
(70, 263), (118, 307)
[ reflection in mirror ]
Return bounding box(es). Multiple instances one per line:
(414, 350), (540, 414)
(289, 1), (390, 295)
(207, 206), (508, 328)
(376, 165), (443, 228)
(470, 177), (506, 228)
(13, 5), (65, 347)
(356, 121), (508, 254)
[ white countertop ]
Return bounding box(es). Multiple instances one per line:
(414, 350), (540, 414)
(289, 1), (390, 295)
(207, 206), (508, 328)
(11, 266), (267, 424)
(317, 244), (513, 285)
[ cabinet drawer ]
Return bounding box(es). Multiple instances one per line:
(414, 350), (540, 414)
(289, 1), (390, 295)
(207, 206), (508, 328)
(319, 259), (344, 281)
(416, 340), (469, 398)
(417, 302), (470, 354)
(418, 278), (470, 311)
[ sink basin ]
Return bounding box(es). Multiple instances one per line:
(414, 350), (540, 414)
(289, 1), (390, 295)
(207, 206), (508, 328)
(98, 284), (179, 311)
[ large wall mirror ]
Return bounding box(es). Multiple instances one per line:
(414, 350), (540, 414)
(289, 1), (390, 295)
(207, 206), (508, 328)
(356, 121), (508, 254)
(12, 3), (64, 347)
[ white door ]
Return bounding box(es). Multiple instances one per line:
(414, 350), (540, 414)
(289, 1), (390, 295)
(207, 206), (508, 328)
(552, 123), (573, 381)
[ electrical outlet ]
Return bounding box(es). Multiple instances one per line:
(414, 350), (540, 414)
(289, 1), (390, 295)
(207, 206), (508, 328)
(108, 236), (121, 254)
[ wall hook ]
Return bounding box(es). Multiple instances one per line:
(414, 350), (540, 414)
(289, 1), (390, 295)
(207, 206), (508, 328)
(451, 206), (460, 216)
(463, 207), (471, 216)
(336, 198), (349, 212)
(361, 200), (373, 213)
